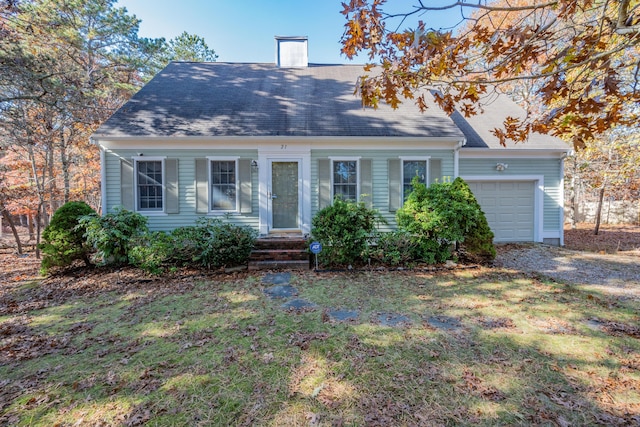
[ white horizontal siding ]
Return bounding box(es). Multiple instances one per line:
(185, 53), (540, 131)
(310, 149), (455, 232)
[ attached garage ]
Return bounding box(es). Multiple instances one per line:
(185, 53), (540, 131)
(452, 92), (569, 246)
(467, 180), (539, 243)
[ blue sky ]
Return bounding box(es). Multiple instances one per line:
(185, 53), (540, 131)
(117, 0), (462, 64)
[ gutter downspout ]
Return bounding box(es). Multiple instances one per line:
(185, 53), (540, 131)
(559, 151), (569, 246)
(454, 138), (466, 178)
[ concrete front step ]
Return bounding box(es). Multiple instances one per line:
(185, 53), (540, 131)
(250, 249), (309, 262)
(253, 237), (308, 251)
(250, 236), (310, 268)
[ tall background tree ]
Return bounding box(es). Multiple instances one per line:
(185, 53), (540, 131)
(166, 31), (219, 62)
(341, 0), (639, 148)
(0, 0), (216, 253)
(566, 128), (640, 233)
(341, 0), (640, 232)
(143, 31), (219, 77)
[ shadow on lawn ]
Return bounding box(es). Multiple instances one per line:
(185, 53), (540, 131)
(1, 267), (638, 425)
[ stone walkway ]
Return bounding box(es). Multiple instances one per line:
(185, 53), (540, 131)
(261, 272), (457, 329)
(261, 272), (623, 336)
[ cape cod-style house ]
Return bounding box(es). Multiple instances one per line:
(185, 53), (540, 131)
(92, 37), (570, 247)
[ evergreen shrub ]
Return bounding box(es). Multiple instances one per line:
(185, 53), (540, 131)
(40, 201), (96, 274)
(79, 207), (148, 265)
(397, 177), (495, 264)
(311, 197), (384, 267)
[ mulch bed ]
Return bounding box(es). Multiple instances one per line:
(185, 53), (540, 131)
(1, 223), (638, 290)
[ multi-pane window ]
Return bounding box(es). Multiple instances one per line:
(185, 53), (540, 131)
(211, 160), (237, 210)
(403, 160), (427, 200)
(137, 160), (163, 211)
(333, 160), (358, 202)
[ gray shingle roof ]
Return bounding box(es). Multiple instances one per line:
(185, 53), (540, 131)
(451, 91), (569, 150)
(94, 62), (464, 139)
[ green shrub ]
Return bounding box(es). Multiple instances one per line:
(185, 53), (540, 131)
(450, 178), (496, 264)
(195, 218), (257, 269)
(128, 231), (174, 275)
(367, 231), (423, 266)
(138, 218), (257, 271)
(40, 201), (96, 274)
(167, 225), (204, 265)
(79, 207), (148, 265)
(397, 177), (495, 264)
(311, 197), (385, 267)
(92, 215), (256, 273)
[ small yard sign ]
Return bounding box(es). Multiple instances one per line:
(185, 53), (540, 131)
(310, 241), (322, 270)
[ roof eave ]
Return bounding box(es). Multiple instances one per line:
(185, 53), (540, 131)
(460, 147), (572, 158)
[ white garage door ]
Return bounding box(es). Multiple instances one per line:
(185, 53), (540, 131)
(468, 181), (535, 242)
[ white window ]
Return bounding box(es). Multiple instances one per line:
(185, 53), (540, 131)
(135, 157), (165, 212)
(401, 158), (429, 201)
(209, 157), (239, 212)
(331, 158), (359, 202)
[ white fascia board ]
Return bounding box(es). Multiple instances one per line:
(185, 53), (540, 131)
(459, 148), (570, 159)
(93, 136), (464, 151)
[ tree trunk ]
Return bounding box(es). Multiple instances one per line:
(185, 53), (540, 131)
(46, 141), (56, 224)
(594, 185), (606, 235)
(0, 200), (23, 255)
(28, 212), (35, 240)
(60, 128), (71, 204)
(35, 205), (42, 259)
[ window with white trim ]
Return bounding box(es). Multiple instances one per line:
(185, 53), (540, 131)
(210, 158), (238, 211)
(402, 159), (428, 201)
(135, 159), (164, 211)
(332, 159), (358, 202)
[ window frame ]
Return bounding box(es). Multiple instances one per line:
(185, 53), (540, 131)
(329, 157), (360, 202)
(133, 156), (166, 214)
(207, 156), (240, 213)
(400, 156), (430, 201)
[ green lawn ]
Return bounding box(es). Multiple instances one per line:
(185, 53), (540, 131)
(1, 267), (638, 426)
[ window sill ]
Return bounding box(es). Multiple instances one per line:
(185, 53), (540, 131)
(137, 211), (169, 216)
(207, 211), (240, 216)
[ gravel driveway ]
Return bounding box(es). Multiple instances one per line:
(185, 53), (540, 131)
(495, 244), (640, 300)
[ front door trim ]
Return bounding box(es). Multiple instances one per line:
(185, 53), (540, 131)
(269, 160), (301, 231)
(257, 146), (311, 236)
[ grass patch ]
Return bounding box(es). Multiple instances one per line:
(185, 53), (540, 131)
(1, 268), (639, 425)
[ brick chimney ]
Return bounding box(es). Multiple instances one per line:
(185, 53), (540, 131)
(275, 36), (308, 67)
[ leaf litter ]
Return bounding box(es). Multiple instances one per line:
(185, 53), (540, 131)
(1, 243), (640, 425)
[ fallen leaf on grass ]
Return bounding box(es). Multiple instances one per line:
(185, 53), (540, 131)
(288, 332), (329, 350)
(548, 392), (584, 409)
(478, 316), (516, 329)
(306, 412), (320, 425)
(461, 370), (507, 401)
(601, 321), (640, 339)
(556, 415), (571, 427)
(123, 407), (151, 426)
(261, 352), (274, 364)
